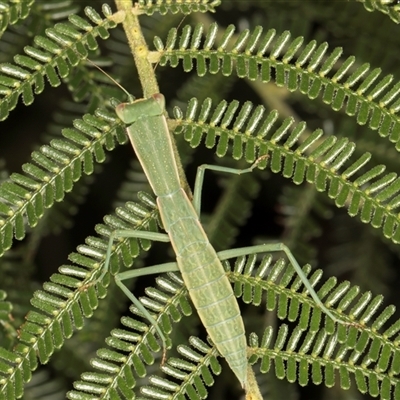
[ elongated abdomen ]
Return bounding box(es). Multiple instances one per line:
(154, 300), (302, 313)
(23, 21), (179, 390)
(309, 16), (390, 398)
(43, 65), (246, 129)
(177, 242), (247, 387)
(158, 190), (247, 387)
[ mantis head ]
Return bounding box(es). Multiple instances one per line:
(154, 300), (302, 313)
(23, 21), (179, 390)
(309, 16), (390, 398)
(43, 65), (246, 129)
(115, 93), (166, 124)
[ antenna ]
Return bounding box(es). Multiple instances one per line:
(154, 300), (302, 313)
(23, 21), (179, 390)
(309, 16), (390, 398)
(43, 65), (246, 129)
(83, 56), (134, 103)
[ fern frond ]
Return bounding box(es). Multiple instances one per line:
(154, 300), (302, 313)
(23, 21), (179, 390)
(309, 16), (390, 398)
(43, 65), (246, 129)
(0, 290), (11, 321)
(0, 106), (127, 255)
(48, 260), (139, 382)
(65, 252), (348, 400)
(0, 0), (33, 37)
(240, 254), (400, 398)
(0, 4), (118, 120)
(66, 63), (126, 111)
(66, 249), (400, 399)
(0, 290), (14, 349)
(173, 97), (400, 244)
(26, 1), (81, 44)
(66, 272), (191, 399)
(249, 314), (400, 400)
(136, 0), (221, 16)
(0, 252), (36, 344)
(36, 102), (100, 236)
(360, 0), (400, 23)
(229, 254), (340, 331)
(157, 23), (400, 150)
(0, 191), (160, 399)
(141, 337), (220, 400)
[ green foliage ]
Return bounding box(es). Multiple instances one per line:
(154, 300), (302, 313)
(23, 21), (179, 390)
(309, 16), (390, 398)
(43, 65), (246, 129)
(136, 0), (221, 15)
(359, 0), (400, 22)
(0, 4), (118, 120)
(1, 1), (400, 400)
(0, 1), (34, 37)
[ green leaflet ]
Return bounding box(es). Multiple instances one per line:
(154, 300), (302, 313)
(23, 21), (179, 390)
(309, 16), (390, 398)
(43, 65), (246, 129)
(0, 4), (117, 121)
(160, 23), (400, 150)
(2, 2), (400, 400)
(174, 97), (400, 243)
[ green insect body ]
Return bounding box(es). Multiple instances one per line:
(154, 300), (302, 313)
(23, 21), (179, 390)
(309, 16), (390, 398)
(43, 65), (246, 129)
(115, 94), (248, 386)
(106, 93), (351, 394)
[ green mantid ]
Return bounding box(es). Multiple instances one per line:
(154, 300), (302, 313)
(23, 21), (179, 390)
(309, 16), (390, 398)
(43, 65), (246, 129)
(92, 86), (354, 398)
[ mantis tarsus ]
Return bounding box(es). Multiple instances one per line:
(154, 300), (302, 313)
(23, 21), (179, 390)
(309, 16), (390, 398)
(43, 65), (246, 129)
(95, 91), (353, 395)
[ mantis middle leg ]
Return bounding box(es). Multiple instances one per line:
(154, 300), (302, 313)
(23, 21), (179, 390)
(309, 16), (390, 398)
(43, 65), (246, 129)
(98, 229), (178, 349)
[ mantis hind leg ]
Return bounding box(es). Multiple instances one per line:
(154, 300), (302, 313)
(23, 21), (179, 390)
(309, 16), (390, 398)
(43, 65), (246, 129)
(116, 260), (179, 358)
(99, 230), (170, 283)
(217, 244), (351, 326)
(193, 159), (350, 326)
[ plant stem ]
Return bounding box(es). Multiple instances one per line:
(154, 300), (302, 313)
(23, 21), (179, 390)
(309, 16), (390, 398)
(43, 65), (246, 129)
(114, 0), (159, 97)
(113, 1), (192, 199)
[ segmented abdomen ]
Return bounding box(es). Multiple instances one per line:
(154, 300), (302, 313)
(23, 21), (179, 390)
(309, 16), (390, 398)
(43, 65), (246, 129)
(177, 241), (247, 387)
(158, 190), (247, 387)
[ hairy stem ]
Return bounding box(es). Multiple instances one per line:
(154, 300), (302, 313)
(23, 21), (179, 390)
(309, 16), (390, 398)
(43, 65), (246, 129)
(114, 0), (159, 97)
(113, 0), (191, 197)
